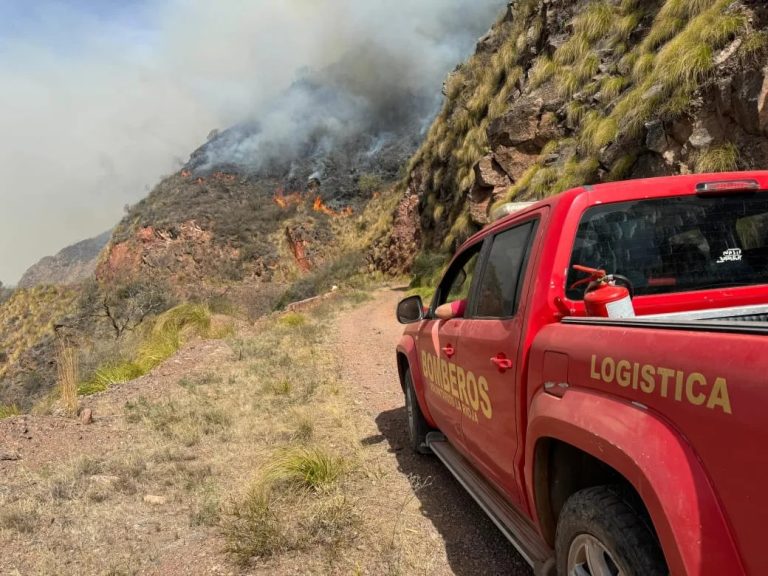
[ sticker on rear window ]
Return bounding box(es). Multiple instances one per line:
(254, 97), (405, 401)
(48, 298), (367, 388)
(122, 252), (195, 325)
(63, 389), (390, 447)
(716, 248), (742, 264)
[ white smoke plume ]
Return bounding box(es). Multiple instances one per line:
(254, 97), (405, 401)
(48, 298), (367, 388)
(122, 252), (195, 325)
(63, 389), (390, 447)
(0, 0), (503, 283)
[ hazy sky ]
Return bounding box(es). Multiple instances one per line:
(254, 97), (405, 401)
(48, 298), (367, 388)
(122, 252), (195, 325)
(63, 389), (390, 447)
(0, 0), (501, 284)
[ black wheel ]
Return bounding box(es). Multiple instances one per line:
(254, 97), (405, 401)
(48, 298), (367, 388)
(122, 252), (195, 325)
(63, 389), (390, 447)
(404, 369), (432, 454)
(555, 486), (667, 576)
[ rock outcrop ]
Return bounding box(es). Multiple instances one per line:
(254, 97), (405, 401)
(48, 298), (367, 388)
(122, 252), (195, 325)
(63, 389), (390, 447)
(381, 0), (768, 271)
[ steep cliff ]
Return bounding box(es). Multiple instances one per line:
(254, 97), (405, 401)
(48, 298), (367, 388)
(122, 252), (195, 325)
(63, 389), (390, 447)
(377, 0), (768, 272)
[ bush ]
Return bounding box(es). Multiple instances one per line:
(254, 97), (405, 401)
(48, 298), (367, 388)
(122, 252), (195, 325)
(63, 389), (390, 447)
(358, 173), (383, 196)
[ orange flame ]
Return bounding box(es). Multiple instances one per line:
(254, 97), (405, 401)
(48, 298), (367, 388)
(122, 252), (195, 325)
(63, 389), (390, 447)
(313, 196), (353, 217)
(273, 187), (302, 209)
(213, 171), (237, 182)
(195, 177), (205, 185)
(181, 170), (191, 178)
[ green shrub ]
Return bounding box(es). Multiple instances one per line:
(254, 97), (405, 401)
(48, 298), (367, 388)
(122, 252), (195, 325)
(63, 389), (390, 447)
(279, 312), (306, 327)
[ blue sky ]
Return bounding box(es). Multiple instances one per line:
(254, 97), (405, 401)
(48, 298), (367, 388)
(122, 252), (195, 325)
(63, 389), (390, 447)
(0, 0), (153, 31)
(0, 0), (156, 54)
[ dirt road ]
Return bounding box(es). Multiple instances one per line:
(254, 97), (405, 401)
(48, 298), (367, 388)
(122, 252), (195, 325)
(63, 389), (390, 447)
(337, 287), (532, 576)
(0, 287), (532, 575)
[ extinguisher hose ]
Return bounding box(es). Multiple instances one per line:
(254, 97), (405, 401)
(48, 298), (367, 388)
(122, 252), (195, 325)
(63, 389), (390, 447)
(612, 274), (635, 299)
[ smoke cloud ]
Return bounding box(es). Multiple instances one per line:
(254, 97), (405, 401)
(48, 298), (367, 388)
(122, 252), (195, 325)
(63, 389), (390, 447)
(0, 0), (503, 284)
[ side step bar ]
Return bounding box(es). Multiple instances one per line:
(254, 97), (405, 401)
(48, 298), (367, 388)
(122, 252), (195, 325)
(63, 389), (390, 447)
(426, 432), (556, 576)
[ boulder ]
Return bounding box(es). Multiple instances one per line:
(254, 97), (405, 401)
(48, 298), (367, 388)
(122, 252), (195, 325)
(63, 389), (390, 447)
(487, 95), (544, 150)
(494, 146), (539, 182)
(645, 120), (668, 155)
(732, 67), (768, 136)
(469, 156), (512, 225)
(631, 153), (675, 179)
(474, 156), (512, 189)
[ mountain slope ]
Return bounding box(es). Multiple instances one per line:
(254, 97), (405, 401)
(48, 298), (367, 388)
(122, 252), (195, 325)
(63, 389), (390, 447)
(18, 231), (111, 289)
(377, 0), (768, 272)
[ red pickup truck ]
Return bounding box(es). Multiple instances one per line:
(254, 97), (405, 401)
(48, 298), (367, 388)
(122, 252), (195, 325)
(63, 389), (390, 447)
(395, 172), (768, 576)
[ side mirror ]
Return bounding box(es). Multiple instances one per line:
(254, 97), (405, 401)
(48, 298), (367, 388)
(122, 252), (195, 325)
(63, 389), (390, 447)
(396, 295), (424, 324)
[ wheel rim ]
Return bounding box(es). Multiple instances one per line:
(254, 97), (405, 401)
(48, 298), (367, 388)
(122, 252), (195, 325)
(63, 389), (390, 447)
(567, 534), (624, 576)
(406, 385), (416, 442)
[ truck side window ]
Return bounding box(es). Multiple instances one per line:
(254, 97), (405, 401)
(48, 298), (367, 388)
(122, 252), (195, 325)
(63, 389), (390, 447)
(436, 246), (481, 309)
(475, 221), (536, 318)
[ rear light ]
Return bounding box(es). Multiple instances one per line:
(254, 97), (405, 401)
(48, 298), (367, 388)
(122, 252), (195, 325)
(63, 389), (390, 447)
(696, 180), (761, 195)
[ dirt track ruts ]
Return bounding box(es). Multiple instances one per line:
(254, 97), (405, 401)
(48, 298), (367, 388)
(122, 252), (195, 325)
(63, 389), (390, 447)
(336, 287), (532, 576)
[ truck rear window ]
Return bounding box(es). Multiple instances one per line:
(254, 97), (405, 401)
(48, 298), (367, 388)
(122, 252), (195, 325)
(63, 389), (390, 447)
(566, 192), (768, 300)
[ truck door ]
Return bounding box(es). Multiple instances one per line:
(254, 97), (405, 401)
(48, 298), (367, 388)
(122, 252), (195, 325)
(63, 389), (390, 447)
(456, 216), (540, 508)
(416, 242), (482, 447)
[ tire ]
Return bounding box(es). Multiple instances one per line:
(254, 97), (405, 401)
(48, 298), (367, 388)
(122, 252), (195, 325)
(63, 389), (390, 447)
(555, 485), (667, 576)
(404, 369), (432, 454)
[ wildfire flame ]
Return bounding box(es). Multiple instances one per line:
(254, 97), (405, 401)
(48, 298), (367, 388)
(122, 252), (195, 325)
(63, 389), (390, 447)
(181, 170), (191, 178)
(213, 172), (237, 182)
(272, 187), (352, 217)
(273, 188), (303, 209)
(313, 196), (353, 217)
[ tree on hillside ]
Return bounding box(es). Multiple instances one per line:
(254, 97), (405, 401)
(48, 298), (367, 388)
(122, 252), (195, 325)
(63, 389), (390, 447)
(77, 278), (172, 339)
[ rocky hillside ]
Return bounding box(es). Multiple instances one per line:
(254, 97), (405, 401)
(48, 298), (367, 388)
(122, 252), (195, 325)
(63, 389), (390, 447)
(18, 231), (111, 289)
(0, 286), (77, 410)
(97, 133), (407, 310)
(377, 0), (768, 273)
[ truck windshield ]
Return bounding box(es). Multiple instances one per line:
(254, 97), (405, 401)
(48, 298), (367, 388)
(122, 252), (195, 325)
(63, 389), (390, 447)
(566, 192), (768, 300)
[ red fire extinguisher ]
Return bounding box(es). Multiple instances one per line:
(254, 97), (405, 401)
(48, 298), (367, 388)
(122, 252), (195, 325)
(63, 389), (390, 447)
(571, 265), (635, 318)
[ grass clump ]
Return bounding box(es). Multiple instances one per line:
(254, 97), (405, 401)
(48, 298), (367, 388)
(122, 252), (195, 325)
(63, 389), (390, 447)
(266, 447), (346, 491)
(224, 485), (286, 565)
(79, 361), (143, 395)
(290, 410), (315, 443)
(696, 143), (740, 173)
(0, 404), (19, 419)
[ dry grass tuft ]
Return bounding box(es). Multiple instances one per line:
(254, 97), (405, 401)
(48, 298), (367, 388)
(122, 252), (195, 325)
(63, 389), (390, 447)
(0, 404), (19, 419)
(56, 340), (79, 416)
(266, 447), (346, 491)
(224, 485), (287, 565)
(696, 143), (740, 173)
(0, 503), (38, 534)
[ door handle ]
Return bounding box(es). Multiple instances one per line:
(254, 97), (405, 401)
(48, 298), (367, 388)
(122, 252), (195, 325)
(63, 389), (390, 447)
(442, 344), (455, 358)
(490, 354), (513, 372)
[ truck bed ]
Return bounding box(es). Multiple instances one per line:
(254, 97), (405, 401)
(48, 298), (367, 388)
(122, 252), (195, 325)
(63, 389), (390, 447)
(563, 303), (768, 333)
